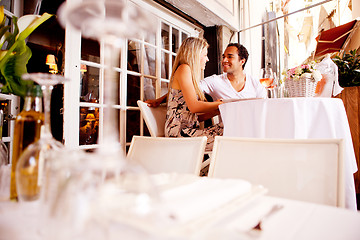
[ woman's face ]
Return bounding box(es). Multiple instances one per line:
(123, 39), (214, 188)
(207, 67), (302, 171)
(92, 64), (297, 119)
(200, 48), (209, 70)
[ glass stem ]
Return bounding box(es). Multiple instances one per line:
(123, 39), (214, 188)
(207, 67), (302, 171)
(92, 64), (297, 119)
(98, 35), (121, 153)
(41, 85), (54, 140)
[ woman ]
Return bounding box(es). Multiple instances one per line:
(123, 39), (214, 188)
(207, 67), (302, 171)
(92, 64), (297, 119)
(165, 37), (223, 151)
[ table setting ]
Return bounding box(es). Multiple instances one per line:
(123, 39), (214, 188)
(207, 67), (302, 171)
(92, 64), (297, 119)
(1, 172), (360, 240)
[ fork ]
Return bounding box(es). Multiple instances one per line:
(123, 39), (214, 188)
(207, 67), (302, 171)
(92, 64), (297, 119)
(251, 204), (284, 231)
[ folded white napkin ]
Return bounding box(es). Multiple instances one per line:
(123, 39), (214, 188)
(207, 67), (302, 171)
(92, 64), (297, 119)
(161, 177), (252, 224)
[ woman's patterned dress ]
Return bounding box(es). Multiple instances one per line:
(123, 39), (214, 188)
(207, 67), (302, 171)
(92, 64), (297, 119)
(165, 88), (223, 151)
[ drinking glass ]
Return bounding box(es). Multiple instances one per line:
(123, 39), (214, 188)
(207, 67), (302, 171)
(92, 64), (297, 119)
(259, 66), (274, 88)
(43, 1), (166, 238)
(16, 73), (66, 201)
(260, 67), (274, 98)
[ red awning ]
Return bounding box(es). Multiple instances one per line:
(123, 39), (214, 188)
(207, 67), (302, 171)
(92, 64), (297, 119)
(314, 19), (359, 58)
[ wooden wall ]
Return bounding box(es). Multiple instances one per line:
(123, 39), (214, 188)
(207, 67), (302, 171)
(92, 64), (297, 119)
(336, 86), (360, 193)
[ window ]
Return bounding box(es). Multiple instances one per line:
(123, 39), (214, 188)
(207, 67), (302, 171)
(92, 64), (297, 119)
(0, 0), (21, 163)
(63, 0), (201, 151)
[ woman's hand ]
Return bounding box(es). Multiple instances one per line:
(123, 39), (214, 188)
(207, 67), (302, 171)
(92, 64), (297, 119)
(144, 94), (167, 107)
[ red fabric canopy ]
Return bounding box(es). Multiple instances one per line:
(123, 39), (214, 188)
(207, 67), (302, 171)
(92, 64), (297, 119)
(314, 19), (358, 58)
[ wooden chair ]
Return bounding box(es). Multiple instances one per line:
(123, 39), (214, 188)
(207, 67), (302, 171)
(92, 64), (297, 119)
(208, 136), (345, 207)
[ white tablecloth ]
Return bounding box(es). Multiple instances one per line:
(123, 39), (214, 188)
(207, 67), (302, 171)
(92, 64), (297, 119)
(1, 174), (360, 240)
(219, 97), (358, 210)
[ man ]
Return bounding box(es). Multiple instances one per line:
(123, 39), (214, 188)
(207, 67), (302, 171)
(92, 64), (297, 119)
(146, 43), (266, 106)
(200, 43), (266, 100)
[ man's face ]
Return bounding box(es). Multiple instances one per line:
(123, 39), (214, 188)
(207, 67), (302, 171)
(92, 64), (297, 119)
(222, 46), (245, 73)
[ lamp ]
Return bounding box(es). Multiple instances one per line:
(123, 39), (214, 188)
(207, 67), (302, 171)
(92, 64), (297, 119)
(46, 54), (56, 66)
(46, 54), (58, 74)
(80, 64), (87, 72)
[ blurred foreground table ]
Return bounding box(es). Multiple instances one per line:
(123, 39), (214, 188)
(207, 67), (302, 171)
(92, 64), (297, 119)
(219, 97), (358, 210)
(0, 174), (360, 240)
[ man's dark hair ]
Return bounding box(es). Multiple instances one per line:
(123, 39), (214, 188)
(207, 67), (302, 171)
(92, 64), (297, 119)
(227, 43), (249, 69)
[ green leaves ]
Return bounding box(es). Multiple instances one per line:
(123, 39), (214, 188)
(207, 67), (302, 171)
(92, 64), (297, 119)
(332, 49), (360, 87)
(0, 6), (52, 97)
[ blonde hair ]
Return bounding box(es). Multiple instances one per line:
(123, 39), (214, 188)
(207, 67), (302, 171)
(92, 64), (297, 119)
(169, 37), (208, 101)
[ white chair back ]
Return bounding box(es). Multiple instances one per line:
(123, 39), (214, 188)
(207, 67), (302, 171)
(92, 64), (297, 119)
(137, 100), (167, 137)
(127, 136), (207, 175)
(208, 136), (345, 207)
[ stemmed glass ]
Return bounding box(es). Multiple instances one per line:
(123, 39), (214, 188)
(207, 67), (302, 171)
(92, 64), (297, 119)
(16, 73), (66, 201)
(259, 66), (275, 98)
(42, 1), (166, 238)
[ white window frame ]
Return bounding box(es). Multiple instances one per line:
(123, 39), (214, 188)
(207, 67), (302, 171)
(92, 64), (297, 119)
(0, 0), (22, 163)
(63, 0), (202, 150)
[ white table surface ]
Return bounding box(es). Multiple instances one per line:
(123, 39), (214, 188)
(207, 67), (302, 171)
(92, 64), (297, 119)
(1, 174), (360, 240)
(219, 97), (358, 210)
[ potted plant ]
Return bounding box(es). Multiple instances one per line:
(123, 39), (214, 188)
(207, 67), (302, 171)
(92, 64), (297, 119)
(332, 49), (360, 87)
(0, 6), (52, 98)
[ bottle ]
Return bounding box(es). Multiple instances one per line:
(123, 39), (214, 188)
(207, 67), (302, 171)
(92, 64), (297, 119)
(10, 85), (44, 201)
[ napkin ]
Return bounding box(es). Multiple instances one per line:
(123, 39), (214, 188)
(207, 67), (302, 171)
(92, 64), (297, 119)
(315, 55), (343, 97)
(161, 177), (252, 224)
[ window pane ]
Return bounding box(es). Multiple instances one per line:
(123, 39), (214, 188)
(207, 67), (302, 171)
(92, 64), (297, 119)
(2, 0), (12, 12)
(182, 32), (189, 43)
(79, 107), (99, 145)
(81, 38), (100, 63)
(80, 66), (99, 103)
(161, 51), (169, 79)
(161, 81), (169, 96)
(161, 23), (169, 50)
(172, 28), (179, 53)
(144, 77), (156, 101)
(144, 45), (156, 77)
(128, 40), (140, 73)
(127, 74), (140, 106)
(0, 100), (10, 138)
(126, 109), (140, 143)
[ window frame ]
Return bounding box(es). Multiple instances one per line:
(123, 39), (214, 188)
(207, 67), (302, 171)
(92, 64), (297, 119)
(63, 0), (202, 151)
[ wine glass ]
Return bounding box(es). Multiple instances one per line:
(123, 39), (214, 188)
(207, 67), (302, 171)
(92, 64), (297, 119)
(43, 0), (167, 238)
(15, 73), (66, 201)
(259, 66), (274, 98)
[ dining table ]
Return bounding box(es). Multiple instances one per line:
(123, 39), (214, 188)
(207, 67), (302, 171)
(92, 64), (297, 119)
(219, 97), (358, 210)
(0, 173), (360, 240)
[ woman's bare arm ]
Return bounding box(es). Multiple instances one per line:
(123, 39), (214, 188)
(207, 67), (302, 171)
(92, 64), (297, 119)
(174, 64), (222, 113)
(197, 109), (220, 122)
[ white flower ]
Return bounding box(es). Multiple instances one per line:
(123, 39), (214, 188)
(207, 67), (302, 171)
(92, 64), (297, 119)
(294, 67), (303, 75)
(301, 72), (312, 79)
(312, 70), (322, 82)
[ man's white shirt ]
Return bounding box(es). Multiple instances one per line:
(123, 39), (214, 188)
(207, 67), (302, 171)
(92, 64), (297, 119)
(200, 73), (267, 100)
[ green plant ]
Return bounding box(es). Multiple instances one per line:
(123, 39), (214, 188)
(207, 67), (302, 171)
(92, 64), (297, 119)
(0, 6), (52, 97)
(332, 49), (360, 87)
